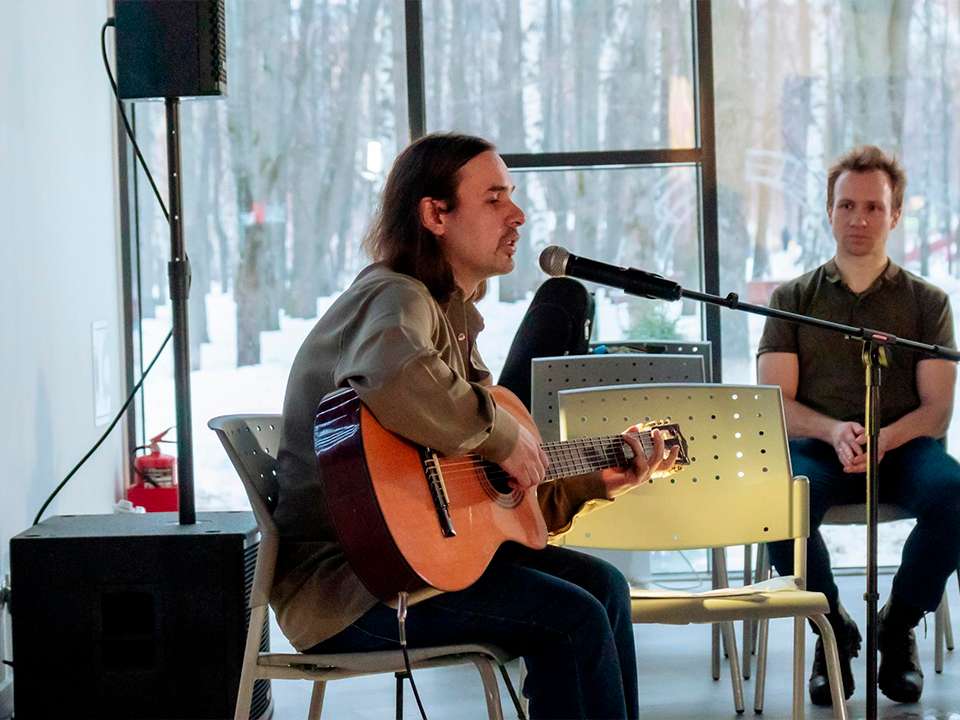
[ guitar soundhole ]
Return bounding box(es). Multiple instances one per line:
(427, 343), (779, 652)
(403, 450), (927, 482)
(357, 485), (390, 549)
(479, 460), (523, 508)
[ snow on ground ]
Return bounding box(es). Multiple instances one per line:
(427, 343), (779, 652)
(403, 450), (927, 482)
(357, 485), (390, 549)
(137, 256), (960, 571)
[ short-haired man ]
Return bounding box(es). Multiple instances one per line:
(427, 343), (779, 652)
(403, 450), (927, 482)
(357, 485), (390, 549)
(272, 133), (678, 719)
(759, 145), (960, 705)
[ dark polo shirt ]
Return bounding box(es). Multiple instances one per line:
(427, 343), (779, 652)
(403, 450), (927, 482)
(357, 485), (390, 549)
(758, 258), (954, 427)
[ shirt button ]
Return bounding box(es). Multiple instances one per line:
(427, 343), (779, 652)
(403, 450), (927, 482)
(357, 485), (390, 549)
(458, 333), (466, 341)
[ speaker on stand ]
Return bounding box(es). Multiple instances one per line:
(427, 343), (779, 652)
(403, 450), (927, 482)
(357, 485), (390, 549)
(11, 3), (270, 718)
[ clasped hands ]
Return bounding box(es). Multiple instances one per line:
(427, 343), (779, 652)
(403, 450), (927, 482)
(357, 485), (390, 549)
(830, 421), (891, 473)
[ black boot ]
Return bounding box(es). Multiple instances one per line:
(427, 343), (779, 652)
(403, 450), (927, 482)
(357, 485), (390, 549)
(809, 604), (862, 706)
(878, 595), (925, 703)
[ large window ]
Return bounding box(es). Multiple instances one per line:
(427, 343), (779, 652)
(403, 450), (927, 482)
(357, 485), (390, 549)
(713, 0), (960, 567)
(125, 0), (712, 522)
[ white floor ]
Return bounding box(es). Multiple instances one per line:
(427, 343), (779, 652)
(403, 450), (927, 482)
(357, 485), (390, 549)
(265, 570), (960, 720)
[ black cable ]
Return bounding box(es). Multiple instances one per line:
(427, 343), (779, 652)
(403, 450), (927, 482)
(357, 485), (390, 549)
(400, 646), (428, 720)
(101, 19), (169, 222)
(397, 593), (428, 720)
(34, 19), (182, 525)
(34, 330), (174, 526)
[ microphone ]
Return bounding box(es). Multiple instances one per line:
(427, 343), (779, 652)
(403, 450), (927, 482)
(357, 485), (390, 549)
(539, 245), (683, 302)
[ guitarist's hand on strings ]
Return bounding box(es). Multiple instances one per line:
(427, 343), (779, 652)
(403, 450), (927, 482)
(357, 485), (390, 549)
(601, 427), (680, 499)
(501, 424), (549, 491)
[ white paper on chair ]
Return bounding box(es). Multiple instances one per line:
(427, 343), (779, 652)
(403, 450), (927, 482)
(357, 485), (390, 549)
(631, 575), (802, 600)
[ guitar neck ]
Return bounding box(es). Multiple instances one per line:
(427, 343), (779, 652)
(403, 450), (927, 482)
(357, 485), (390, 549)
(542, 430), (654, 481)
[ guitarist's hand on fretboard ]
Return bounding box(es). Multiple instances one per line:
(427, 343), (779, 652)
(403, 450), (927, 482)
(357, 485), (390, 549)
(600, 427), (682, 499)
(501, 424), (549, 491)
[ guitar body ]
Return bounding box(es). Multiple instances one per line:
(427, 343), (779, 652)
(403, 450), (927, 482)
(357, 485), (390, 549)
(315, 385), (548, 602)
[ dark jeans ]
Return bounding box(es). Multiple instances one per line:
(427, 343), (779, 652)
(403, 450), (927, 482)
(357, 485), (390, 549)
(308, 543), (638, 720)
(767, 436), (960, 613)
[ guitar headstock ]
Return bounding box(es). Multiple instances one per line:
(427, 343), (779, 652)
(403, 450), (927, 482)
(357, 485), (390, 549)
(641, 420), (690, 474)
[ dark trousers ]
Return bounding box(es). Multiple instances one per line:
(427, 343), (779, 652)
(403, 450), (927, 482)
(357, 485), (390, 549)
(767, 436), (960, 613)
(309, 544), (638, 720)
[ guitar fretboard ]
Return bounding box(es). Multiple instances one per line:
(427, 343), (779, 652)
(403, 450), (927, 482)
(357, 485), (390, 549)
(542, 431), (656, 480)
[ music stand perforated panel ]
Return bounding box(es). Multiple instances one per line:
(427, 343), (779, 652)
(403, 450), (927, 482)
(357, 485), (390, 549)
(532, 354), (705, 442)
(590, 340), (713, 381)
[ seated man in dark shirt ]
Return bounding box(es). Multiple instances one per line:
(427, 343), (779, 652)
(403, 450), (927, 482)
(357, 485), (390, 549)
(758, 144), (960, 705)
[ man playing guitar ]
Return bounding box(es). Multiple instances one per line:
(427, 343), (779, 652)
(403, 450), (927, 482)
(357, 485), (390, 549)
(273, 132), (678, 719)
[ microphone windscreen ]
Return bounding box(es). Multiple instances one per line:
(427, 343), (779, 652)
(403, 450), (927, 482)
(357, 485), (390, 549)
(539, 245), (570, 277)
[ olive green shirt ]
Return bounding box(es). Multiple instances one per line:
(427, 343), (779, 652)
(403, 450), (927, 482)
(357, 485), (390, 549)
(757, 258), (954, 428)
(272, 263), (611, 651)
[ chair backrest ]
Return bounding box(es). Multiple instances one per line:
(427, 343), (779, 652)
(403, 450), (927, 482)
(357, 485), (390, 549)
(208, 414), (282, 607)
(591, 340), (714, 381)
(532, 353), (706, 442)
(555, 383), (805, 551)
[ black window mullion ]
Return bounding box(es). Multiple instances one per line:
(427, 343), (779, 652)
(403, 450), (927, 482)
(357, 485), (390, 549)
(404, 0), (426, 141)
(501, 148), (701, 171)
(693, 0), (721, 382)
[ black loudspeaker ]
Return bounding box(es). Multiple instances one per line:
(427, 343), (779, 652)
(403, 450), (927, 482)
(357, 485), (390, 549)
(115, 0), (227, 100)
(10, 512), (271, 719)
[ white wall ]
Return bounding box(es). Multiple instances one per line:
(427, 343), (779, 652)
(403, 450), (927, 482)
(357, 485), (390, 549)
(0, 1), (123, 715)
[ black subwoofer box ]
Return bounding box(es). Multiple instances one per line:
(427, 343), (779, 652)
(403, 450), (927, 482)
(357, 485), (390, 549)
(10, 512), (271, 719)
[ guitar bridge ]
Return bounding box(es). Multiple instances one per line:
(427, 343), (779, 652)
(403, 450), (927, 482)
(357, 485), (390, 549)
(422, 449), (456, 538)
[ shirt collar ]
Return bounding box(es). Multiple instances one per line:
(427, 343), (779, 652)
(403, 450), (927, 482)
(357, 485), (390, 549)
(824, 257), (901, 293)
(443, 289), (485, 339)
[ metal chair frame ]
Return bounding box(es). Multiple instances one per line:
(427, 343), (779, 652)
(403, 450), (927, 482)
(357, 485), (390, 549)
(208, 414), (523, 720)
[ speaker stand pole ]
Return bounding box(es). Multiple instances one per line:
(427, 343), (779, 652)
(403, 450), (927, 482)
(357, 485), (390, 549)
(165, 96), (195, 525)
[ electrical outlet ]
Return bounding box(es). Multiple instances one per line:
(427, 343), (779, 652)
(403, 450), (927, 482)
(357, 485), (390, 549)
(92, 321), (113, 426)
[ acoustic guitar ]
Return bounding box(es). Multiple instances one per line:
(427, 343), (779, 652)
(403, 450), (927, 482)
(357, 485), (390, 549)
(314, 385), (689, 602)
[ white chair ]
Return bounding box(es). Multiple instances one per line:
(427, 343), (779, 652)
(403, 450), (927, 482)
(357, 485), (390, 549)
(552, 383), (849, 719)
(208, 414), (523, 720)
(531, 352), (745, 701)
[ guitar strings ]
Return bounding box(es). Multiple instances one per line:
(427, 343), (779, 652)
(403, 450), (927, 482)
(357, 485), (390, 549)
(434, 435), (658, 476)
(434, 434), (651, 474)
(429, 432), (670, 488)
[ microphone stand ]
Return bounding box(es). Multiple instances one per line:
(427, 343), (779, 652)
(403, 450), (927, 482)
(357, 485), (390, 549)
(673, 284), (960, 719)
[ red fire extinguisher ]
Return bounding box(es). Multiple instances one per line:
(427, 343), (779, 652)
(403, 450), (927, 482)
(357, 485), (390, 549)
(128, 428), (179, 512)
(134, 427), (178, 487)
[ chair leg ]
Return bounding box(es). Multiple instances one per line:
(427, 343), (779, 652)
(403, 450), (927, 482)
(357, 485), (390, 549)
(752, 544), (769, 656)
(944, 591), (955, 651)
(498, 663), (526, 720)
(743, 544), (753, 680)
(809, 613), (849, 720)
(469, 657), (505, 720)
(234, 605), (267, 720)
(792, 616), (806, 720)
(714, 547), (745, 714)
(712, 551), (721, 680)
(753, 618), (770, 714)
(936, 597), (945, 674)
(715, 548), (732, 660)
(720, 620), (746, 713)
(752, 545), (774, 707)
(519, 658), (529, 719)
(307, 681), (327, 720)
